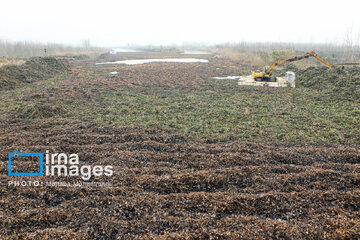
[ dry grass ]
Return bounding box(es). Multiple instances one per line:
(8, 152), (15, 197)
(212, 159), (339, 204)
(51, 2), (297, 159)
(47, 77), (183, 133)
(212, 48), (266, 67)
(49, 50), (106, 59)
(0, 58), (25, 67)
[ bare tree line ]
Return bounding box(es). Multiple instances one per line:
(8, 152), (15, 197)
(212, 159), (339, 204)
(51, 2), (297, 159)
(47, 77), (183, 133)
(0, 39), (102, 58)
(1, 36), (360, 63)
(214, 35), (360, 63)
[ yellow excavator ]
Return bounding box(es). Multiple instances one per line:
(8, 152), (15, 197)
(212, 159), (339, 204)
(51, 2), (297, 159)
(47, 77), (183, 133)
(252, 51), (335, 81)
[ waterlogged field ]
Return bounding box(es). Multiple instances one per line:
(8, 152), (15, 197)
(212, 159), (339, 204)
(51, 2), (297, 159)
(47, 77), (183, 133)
(0, 53), (359, 239)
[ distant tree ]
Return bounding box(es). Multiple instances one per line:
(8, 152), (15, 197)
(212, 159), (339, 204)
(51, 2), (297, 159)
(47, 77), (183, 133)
(82, 39), (91, 49)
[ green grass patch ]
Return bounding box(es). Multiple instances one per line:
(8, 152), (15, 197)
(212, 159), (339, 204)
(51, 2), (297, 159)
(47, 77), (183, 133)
(74, 79), (360, 144)
(1, 72), (359, 145)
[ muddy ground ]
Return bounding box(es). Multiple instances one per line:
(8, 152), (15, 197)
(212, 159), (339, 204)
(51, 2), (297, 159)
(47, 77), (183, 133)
(0, 53), (359, 239)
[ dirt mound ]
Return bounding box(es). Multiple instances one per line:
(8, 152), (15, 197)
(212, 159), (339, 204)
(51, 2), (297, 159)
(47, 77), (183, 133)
(295, 66), (358, 88)
(280, 65), (360, 100)
(0, 57), (69, 90)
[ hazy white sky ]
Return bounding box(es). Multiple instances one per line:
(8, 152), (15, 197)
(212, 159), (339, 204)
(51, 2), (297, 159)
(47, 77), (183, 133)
(1, 0), (359, 46)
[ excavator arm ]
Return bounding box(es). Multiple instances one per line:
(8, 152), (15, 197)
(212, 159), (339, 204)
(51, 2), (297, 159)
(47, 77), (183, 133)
(308, 51), (335, 69)
(252, 51), (334, 81)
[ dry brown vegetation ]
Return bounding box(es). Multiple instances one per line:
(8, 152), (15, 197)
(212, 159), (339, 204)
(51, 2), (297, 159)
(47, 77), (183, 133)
(0, 58), (25, 67)
(1, 120), (360, 239)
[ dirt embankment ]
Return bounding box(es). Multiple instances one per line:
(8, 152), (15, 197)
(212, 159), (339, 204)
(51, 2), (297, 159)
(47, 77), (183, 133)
(0, 57), (69, 90)
(296, 66), (360, 88)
